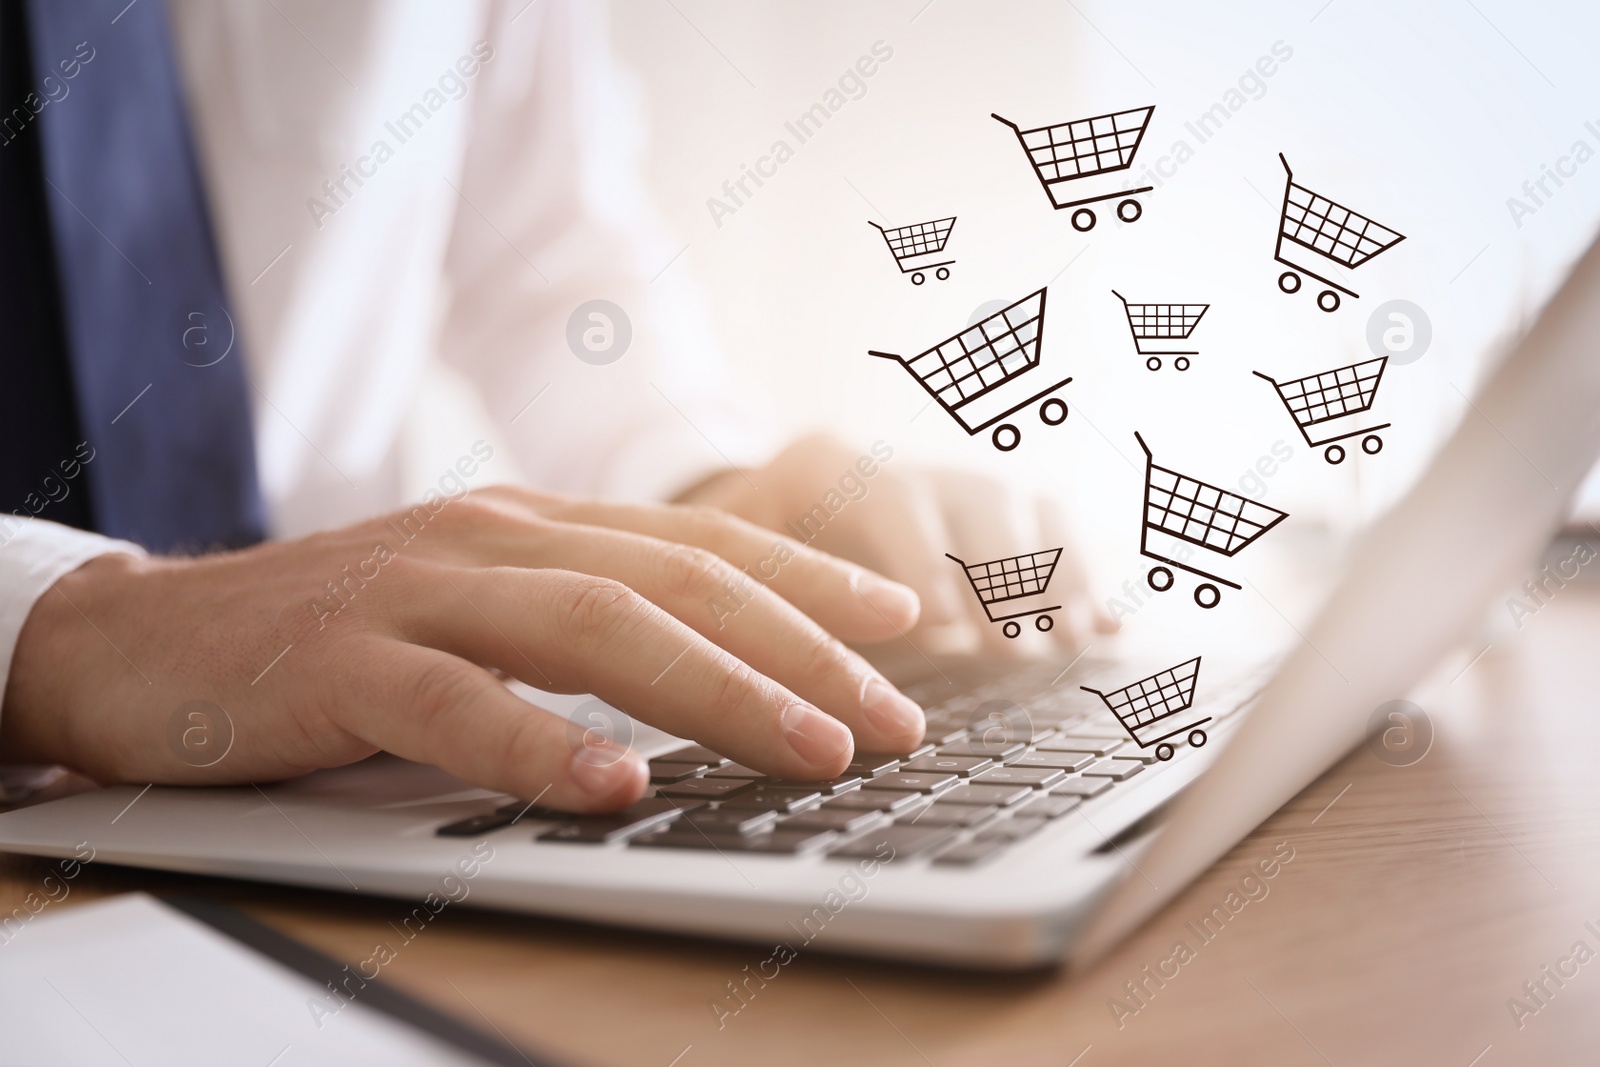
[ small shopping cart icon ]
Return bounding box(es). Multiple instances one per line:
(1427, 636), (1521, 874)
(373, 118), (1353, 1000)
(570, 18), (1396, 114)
(868, 288), (1070, 451)
(992, 106), (1155, 232)
(869, 216), (956, 285)
(1135, 432), (1288, 608)
(1081, 656), (1208, 762)
(1274, 154), (1406, 313)
(1254, 356), (1391, 464)
(1114, 290), (1209, 372)
(946, 548), (1063, 638)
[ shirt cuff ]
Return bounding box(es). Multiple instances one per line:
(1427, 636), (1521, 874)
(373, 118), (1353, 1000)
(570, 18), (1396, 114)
(0, 519), (147, 768)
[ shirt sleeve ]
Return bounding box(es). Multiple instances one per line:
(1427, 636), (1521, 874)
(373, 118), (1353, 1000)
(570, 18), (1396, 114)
(436, 0), (779, 504)
(0, 517), (146, 774)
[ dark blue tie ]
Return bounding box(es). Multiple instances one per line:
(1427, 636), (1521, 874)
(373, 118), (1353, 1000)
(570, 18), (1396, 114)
(26, 0), (265, 553)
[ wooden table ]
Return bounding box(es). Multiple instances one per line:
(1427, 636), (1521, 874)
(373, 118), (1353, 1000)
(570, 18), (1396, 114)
(6, 590), (1599, 1066)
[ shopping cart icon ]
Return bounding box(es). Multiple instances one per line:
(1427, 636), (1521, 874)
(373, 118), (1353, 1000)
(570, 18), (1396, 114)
(1134, 432), (1288, 608)
(1081, 656), (1208, 762)
(1254, 357), (1391, 464)
(992, 106), (1155, 232)
(946, 548), (1063, 638)
(869, 216), (956, 285)
(1274, 154), (1406, 313)
(868, 288), (1071, 452)
(1113, 290), (1209, 372)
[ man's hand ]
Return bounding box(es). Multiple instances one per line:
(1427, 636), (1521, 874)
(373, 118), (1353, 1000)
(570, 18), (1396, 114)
(0, 488), (926, 812)
(681, 435), (1114, 657)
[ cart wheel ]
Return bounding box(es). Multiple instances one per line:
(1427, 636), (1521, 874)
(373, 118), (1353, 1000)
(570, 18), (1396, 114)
(936, 266), (951, 281)
(1317, 290), (1341, 313)
(1194, 584), (1221, 609)
(1035, 614), (1054, 632)
(1071, 207), (1097, 232)
(1324, 444), (1346, 465)
(1148, 566), (1174, 592)
(1278, 271), (1301, 294)
(1175, 356), (1191, 372)
(912, 272), (926, 285)
(1002, 621), (1022, 639)
(1362, 434), (1383, 455)
(992, 424), (1021, 451)
(1145, 356), (1161, 372)
(1039, 397), (1068, 425)
(1188, 729), (1208, 748)
(1155, 743), (1175, 761)
(1117, 198), (1143, 224)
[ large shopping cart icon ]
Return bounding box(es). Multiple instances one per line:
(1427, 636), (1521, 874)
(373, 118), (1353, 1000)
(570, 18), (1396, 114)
(946, 548), (1063, 638)
(1135, 432), (1288, 608)
(1081, 656), (1208, 762)
(1114, 290), (1209, 372)
(992, 106), (1155, 232)
(1254, 356), (1391, 464)
(869, 216), (956, 285)
(1274, 154), (1406, 313)
(868, 288), (1071, 452)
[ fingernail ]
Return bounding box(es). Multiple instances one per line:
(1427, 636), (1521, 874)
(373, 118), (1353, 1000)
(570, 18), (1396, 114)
(568, 745), (643, 799)
(861, 678), (925, 742)
(780, 703), (853, 767)
(852, 571), (920, 626)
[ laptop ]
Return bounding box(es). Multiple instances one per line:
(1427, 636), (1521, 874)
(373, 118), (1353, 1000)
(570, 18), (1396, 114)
(3, 232), (1598, 970)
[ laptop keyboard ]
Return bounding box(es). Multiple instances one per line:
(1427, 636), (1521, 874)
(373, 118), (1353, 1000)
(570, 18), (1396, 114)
(435, 660), (1258, 867)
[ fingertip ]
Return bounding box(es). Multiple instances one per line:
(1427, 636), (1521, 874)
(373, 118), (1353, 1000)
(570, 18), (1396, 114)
(850, 571), (921, 631)
(566, 745), (649, 811)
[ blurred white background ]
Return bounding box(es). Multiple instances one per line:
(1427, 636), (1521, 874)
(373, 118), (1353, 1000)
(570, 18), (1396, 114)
(567, 0), (1600, 633)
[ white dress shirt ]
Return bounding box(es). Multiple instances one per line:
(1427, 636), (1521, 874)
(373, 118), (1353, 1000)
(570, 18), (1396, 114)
(0, 0), (771, 737)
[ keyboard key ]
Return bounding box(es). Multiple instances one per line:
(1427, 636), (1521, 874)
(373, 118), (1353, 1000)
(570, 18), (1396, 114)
(845, 755), (902, 778)
(829, 825), (956, 859)
(652, 744), (727, 766)
(656, 777), (755, 800)
(782, 808), (890, 834)
(899, 803), (999, 828)
(973, 766), (1065, 789)
(1082, 758), (1146, 781)
(1050, 777), (1113, 798)
(931, 838), (1010, 866)
(974, 816), (1048, 843)
(648, 761), (706, 784)
(436, 811), (523, 837)
(1038, 736), (1126, 756)
(728, 828), (838, 854)
(721, 787), (823, 813)
(939, 782), (1033, 807)
(936, 739), (1026, 761)
(905, 743), (938, 759)
(705, 763), (767, 779)
(764, 774), (863, 795)
(633, 827), (836, 854)
(928, 724), (971, 744)
(535, 797), (689, 844)
(862, 772), (959, 795)
(1015, 794), (1083, 819)
(1011, 751), (1095, 773)
(680, 809), (780, 834)
(824, 790), (924, 813)
(901, 755), (995, 778)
